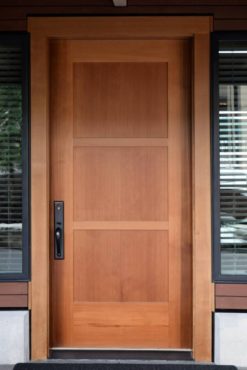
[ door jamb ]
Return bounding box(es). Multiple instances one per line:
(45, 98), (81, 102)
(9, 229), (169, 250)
(28, 16), (213, 361)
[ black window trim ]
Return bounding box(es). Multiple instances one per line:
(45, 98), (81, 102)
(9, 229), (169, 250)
(212, 31), (247, 282)
(0, 32), (30, 281)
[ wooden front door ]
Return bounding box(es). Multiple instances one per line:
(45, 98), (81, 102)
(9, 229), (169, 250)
(50, 37), (192, 349)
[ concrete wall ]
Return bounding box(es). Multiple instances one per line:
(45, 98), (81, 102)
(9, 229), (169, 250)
(215, 312), (247, 367)
(0, 311), (29, 364)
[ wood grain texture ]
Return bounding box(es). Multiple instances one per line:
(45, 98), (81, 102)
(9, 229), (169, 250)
(165, 38), (192, 349)
(176, 40), (192, 349)
(0, 5), (246, 18)
(0, 19), (26, 30)
(74, 147), (168, 221)
(29, 16), (211, 361)
(73, 221), (169, 230)
(0, 0), (112, 5)
(216, 297), (247, 309)
(73, 303), (169, 327)
(0, 282), (28, 295)
(0, 282), (28, 308)
(30, 32), (50, 360)
(192, 32), (212, 361)
(73, 138), (169, 147)
(215, 284), (247, 309)
(70, 40), (185, 62)
(51, 37), (191, 349)
(74, 63), (167, 138)
(2, 0), (247, 5)
(0, 295), (28, 307)
(50, 40), (74, 348)
(73, 230), (169, 302)
(0, 2), (247, 31)
(72, 303), (169, 348)
(0, 5), (244, 24)
(129, 0), (247, 4)
(28, 16), (211, 37)
(214, 19), (247, 30)
(216, 284), (247, 297)
(28, 282), (32, 309)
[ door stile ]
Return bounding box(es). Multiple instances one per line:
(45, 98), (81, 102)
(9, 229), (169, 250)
(50, 40), (74, 346)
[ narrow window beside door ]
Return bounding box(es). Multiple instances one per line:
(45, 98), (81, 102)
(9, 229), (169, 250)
(213, 33), (247, 281)
(0, 34), (29, 280)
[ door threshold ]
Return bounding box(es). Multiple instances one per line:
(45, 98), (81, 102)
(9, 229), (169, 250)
(49, 349), (193, 361)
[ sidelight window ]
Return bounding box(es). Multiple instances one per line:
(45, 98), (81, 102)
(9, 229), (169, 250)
(0, 34), (29, 280)
(213, 32), (247, 281)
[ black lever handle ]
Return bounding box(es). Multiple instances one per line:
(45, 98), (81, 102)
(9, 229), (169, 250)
(54, 201), (64, 260)
(55, 227), (62, 257)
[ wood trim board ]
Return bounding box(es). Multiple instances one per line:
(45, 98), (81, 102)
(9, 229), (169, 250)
(1, 3), (247, 32)
(216, 284), (247, 309)
(216, 284), (247, 297)
(0, 282), (28, 308)
(0, 282), (28, 295)
(193, 32), (214, 360)
(28, 16), (212, 361)
(0, 295), (28, 308)
(216, 297), (247, 309)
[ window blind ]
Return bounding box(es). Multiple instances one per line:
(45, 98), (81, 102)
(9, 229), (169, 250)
(0, 43), (23, 274)
(219, 40), (247, 276)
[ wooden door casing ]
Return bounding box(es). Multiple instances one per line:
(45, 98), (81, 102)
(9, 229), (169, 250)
(29, 16), (212, 361)
(50, 39), (192, 349)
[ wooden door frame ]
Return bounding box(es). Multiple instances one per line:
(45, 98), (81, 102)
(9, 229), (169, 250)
(28, 16), (213, 361)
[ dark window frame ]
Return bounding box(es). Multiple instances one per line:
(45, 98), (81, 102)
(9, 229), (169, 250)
(212, 31), (247, 282)
(0, 33), (30, 281)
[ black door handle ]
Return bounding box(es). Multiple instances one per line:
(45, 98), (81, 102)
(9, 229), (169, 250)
(55, 227), (62, 257)
(54, 201), (64, 260)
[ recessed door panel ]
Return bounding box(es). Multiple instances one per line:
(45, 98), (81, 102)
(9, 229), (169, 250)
(74, 62), (168, 138)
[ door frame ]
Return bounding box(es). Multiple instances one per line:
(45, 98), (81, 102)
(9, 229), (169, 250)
(28, 16), (213, 361)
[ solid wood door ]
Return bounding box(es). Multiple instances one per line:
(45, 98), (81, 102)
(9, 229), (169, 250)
(50, 38), (192, 349)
